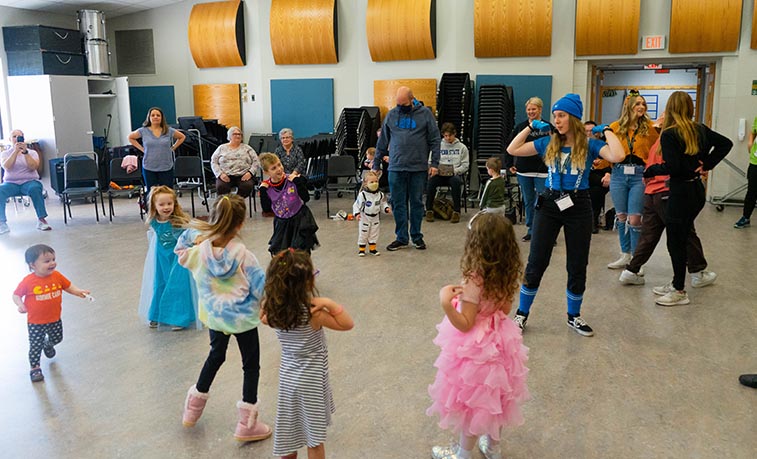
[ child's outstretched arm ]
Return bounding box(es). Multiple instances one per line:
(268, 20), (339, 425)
(64, 285), (90, 299)
(311, 297), (354, 331)
(13, 294), (26, 313)
(440, 285), (477, 332)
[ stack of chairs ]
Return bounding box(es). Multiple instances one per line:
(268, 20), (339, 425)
(436, 73), (474, 148)
(335, 108), (371, 166)
(301, 134), (335, 198)
(475, 84), (514, 183)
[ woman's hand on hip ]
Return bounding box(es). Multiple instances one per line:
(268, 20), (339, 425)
(219, 173), (230, 183)
(241, 172), (252, 181)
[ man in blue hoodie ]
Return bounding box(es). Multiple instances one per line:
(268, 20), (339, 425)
(374, 87), (441, 251)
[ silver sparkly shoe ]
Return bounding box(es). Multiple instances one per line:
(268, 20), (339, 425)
(431, 444), (462, 459)
(478, 435), (502, 459)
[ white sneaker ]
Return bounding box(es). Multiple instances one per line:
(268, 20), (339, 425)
(652, 282), (675, 296)
(607, 253), (632, 269)
(36, 220), (51, 231)
(0, 222), (9, 234)
(655, 290), (690, 306)
(691, 270), (717, 288)
(619, 269), (645, 285)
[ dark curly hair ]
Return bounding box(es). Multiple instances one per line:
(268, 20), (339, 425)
(461, 212), (522, 309)
(263, 249), (317, 331)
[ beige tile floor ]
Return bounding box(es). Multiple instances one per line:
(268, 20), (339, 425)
(0, 192), (755, 458)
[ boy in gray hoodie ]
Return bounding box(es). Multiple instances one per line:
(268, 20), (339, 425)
(426, 122), (469, 223)
(374, 87), (440, 251)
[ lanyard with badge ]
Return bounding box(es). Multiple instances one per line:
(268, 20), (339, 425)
(623, 129), (638, 175)
(548, 155), (584, 212)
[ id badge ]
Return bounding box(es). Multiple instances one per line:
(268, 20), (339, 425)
(623, 165), (636, 175)
(555, 194), (574, 211)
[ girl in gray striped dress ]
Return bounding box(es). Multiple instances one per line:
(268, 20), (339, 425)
(261, 249), (354, 459)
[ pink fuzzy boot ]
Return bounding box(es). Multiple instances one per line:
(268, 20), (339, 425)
(182, 385), (209, 427)
(234, 400), (272, 442)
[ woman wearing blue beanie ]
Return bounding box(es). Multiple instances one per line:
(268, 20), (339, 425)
(506, 93), (625, 336)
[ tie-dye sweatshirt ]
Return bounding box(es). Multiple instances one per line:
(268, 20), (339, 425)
(176, 230), (265, 334)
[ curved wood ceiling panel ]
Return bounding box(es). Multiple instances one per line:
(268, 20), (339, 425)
(270, 0), (338, 64)
(373, 79), (437, 121)
(474, 0), (552, 57)
(366, 0), (436, 62)
(669, 0), (742, 53)
(193, 84), (241, 129)
(188, 0), (245, 68)
(575, 0), (639, 56)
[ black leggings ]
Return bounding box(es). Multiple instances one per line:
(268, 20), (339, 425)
(196, 327), (260, 404)
(28, 320), (63, 368)
(743, 163), (757, 219)
(665, 180), (706, 291)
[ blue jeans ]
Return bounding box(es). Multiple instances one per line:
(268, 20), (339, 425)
(517, 174), (546, 234)
(0, 180), (48, 222)
(388, 171), (426, 244)
(609, 165), (645, 254)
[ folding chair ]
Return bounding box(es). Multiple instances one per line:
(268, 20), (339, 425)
(434, 171), (469, 213)
(62, 152), (105, 224)
(108, 158), (144, 221)
(325, 155), (358, 217)
(174, 155), (209, 217)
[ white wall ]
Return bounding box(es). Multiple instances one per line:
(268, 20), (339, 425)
(0, 6), (78, 140)
(107, 0), (756, 197)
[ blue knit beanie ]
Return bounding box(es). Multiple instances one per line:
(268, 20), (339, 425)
(552, 93), (583, 119)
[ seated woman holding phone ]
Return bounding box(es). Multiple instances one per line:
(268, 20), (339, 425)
(0, 129), (51, 234)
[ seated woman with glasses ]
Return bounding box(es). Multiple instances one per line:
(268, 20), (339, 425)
(210, 126), (260, 199)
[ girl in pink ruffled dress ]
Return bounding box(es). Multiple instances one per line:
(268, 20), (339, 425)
(427, 212), (530, 459)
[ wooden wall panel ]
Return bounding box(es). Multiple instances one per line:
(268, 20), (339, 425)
(366, 0), (436, 62)
(193, 84), (241, 128)
(474, 0), (552, 57)
(188, 0), (245, 68)
(270, 0), (338, 64)
(575, 0), (639, 56)
(669, 0), (742, 53)
(373, 79), (437, 121)
(752, 0), (757, 49)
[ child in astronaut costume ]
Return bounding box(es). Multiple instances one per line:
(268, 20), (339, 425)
(353, 171), (391, 256)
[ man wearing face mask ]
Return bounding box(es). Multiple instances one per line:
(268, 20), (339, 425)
(374, 86), (441, 251)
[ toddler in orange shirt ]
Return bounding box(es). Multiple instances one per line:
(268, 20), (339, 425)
(13, 244), (90, 383)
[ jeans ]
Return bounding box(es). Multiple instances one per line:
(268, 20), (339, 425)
(666, 180), (706, 291)
(216, 175), (255, 198)
(743, 163), (757, 219)
(426, 174), (463, 212)
(388, 171), (426, 244)
(143, 168), (174, 195)
(521, 190), (593, 314)
(196, 327), (260, 403)
(0, 180), (48, 222)
(610, 165), (645, 253)
(517, 174), (546, 234)
(627, 191), (707, 274)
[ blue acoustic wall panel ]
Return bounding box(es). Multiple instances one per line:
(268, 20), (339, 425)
(475, 75), (553, 129)
(129, 85), (177, 130)
(271, 78), (334, 137)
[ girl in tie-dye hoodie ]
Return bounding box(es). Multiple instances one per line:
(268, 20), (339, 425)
(175, 194), (272, 443)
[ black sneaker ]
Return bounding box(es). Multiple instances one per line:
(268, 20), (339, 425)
(386, 240), (409, 251)
(567, 315), (594, 337)
(30, 368), (44, 382)
(513, 310), (528, 331)
(413, 239), (427, 250)
(43, 344), (56, 359)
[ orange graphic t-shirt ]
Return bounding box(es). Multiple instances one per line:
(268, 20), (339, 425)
(14, 271), (71, 324)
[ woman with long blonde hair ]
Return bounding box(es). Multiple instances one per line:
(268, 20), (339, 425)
(607, 91), (660, 270)
(643, 91), (731, 306)
(507, 94), (625, 337)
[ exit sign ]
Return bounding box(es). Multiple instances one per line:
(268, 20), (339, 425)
(642, 35), (666, 50)
(644, 64), (663, 70)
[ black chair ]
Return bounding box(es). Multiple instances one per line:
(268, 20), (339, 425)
(325, 155), (358, 217)
(174, 155), (209, 217)
(107, 158), (144, 221)
(62, 152), (105, 224)
(434, 171), (469, 213)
